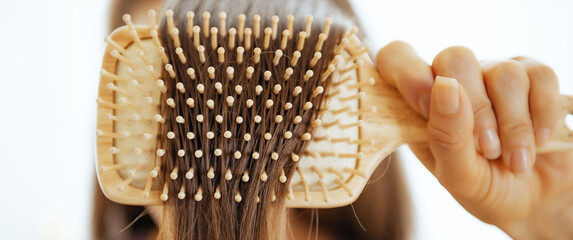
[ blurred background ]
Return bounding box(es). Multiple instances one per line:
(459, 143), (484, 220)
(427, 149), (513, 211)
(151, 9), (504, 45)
(0, 0), (571, 239)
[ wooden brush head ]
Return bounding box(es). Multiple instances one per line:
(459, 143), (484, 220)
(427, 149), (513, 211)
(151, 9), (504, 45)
(95, 10), (427, 208)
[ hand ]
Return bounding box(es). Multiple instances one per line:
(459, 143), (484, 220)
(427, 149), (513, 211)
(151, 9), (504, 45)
(375, 41), (573, 239)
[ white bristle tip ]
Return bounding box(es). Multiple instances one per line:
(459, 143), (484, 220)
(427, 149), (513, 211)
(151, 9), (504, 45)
(194, 194), (203, 202)
(176, 116), (185, 123)
(186, 132), (195, 139)
(186, 98), (195, 107)
(226, 96), (235, 106)
(312, 119), (322, 127)
(214, 149), (222, 156)
(275, 115), (283, 123)
(266, 99), (274, 108)
(178, 149), (185, 157)
(260, 173), (268, 181)
(156, 149), (165, 157)
(291, 153), (300, 162)
(160, 194), (168, 201)
(167, 131), (175, 139)
(274, 84), (282, 94)
(294, 116), (302, 124)
(224, 131), (232, 139)
(252, 152), (260, 159)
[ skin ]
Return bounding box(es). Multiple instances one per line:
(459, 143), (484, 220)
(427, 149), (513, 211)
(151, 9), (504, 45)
(376, 41), (573, 239)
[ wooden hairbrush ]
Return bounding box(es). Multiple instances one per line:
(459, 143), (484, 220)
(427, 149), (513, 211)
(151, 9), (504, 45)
(96, 10), (573, 209)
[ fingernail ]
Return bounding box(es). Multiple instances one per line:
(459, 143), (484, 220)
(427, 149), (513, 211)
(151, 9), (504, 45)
(510, 148), (531, 175)
(535, 128), (551, 146)
(434, 76), (459, 114)
(479, 129), (501, 160)
(418, 92), (431, 119)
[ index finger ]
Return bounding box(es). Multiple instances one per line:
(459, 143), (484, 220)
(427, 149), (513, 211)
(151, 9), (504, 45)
(376, 41), (434, 118)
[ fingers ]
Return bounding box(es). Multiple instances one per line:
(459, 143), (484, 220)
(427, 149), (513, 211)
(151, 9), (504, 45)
(427, 76), (485, 197)
(513, 57), (561, 146)
(376, 41), (434, 118)
(482, 60), (535, 175)
(432, 47), (501, 160)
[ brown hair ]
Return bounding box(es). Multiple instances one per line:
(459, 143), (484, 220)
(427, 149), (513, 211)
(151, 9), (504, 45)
(156, 1), (346, 239)
(94, 0), (411, 239)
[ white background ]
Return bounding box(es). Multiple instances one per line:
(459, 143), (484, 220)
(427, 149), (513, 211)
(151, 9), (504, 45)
(0, 0), (571, 239)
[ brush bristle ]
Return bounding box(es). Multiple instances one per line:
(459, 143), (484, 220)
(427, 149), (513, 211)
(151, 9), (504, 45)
(155, 10), (339, 204)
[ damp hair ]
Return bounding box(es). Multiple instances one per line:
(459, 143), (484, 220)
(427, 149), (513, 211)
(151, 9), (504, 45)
(156, 0), (348, 239)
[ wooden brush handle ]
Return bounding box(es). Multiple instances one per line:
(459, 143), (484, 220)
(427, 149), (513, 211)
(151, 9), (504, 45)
(354, 40), (573, 155)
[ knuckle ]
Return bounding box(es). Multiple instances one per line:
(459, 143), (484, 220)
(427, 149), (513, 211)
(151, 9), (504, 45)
(472, 99), (493, 117)
(527, 64), (557, 83)
(500, 118), (532, 136)
(433, 46), (476, 68)
(485, 60), (526, 80)
(387, 40), (411, 49)
(427, 122), (464, 150)
(471, 99), (497, 127)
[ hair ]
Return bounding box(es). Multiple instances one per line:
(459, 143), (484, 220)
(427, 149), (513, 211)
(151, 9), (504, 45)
(94, 0), (411, 239)
(157, 1), (347, 239)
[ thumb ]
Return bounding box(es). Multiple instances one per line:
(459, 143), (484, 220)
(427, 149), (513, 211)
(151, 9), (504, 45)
(428, 76), (484, 197)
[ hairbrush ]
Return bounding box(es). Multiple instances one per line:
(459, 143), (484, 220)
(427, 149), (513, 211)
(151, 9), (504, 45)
(96, 10), (573, 208)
